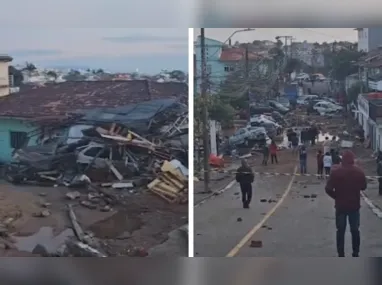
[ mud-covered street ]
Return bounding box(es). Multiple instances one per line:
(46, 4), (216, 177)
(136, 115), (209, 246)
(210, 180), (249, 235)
(195, 113), (382, 257)
(0, 181), (187, 256)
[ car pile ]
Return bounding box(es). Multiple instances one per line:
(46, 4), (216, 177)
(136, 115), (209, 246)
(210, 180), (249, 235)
(228, 101), (287, 148)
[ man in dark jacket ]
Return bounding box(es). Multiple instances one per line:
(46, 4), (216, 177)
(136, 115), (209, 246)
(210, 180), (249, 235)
(236, 159), (255, 209)
(262, 144), (269, 166)
(325, 150), (367, 257)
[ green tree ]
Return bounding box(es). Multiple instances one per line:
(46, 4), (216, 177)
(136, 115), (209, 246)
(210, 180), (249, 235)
(194, 95), (235, 128)
(284, 58), (301, 75)
(169, 70), (186, 81)
(326, 49), (364, 81)
(24, 62), (36, 72)
(47, 71), (58, 80)
(347, 81), (366, 103)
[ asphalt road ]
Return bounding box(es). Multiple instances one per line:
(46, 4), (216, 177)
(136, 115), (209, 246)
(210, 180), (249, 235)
(195, 164), (382, 257)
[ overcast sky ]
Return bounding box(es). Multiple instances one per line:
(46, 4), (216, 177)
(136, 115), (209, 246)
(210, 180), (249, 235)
(0, 28), (188, 73)
(194, 28), (357, 44)
(0, 0), (190, 73)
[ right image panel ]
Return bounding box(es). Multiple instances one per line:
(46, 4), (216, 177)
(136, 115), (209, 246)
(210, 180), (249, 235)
(194, 28), (379, 257)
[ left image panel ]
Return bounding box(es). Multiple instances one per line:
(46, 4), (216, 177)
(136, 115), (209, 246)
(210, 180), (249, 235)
(0, 28), (189, 257)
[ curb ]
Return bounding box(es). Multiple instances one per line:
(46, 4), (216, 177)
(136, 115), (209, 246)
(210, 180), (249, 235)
(194, 179), (236, 207)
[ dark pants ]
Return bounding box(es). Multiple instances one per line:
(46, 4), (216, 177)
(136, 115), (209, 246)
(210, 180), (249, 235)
(262, 154), (269, 165)
(300, 159), (307, 174)
(240, 183), (252, 207)
(271, 154), (278, 164)
(311, 137), (315, 145)
(379, 178), (382, 195)
(336, 209), (360, 257)
(317, 165), (323, 177)
(324, 167), (331, 176)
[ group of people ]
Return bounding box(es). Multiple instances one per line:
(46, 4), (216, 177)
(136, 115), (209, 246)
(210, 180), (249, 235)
(261, 140), (278, 166)
(287, 126), (319, 148)
(236, 130), (368, 257)
(236, 148), (367, 257)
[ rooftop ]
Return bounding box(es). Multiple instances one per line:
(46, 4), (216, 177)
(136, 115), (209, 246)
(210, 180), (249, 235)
(0, 80), (187, 119)
(220, 47), (262, 61)
(362, 92), (382, 106)
(0, 55), (13, 62)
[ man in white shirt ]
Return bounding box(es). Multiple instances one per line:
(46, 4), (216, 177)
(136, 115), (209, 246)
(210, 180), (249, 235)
(323, 137), (331, 154)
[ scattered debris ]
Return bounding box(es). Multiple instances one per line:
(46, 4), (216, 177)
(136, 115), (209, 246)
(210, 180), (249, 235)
(148, 160), (188, 204)
(237, 217), (242, 222)
(250, 240), (263, 248)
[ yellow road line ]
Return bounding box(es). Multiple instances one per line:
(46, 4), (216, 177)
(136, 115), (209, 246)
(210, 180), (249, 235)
(226, 166), (297, 257)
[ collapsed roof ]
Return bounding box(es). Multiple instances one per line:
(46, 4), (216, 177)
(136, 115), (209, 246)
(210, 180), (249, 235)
(0, 80), (188, 120)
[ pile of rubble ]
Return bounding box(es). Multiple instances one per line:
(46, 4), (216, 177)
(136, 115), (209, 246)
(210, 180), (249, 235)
(5, 99), (188, 205)
(0, 98), (189, 257)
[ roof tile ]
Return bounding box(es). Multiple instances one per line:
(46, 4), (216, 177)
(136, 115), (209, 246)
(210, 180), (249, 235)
(0, 80), (187, 118)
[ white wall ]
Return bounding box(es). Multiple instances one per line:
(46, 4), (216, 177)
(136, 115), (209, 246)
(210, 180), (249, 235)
(357, 94), (369, 136)
(0, 62), (10, 97)
(358, 28), (369, 52)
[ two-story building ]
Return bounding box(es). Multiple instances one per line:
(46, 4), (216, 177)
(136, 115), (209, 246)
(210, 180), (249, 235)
(357, 92), (382, 151)
(194, 36), (225, 93)
(0, 55), (13, 97)
(356, 28), (382, 52)
(194, 36), (269, 94)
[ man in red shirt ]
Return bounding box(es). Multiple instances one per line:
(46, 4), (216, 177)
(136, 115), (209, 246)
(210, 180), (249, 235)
(325, 150), (367, 257)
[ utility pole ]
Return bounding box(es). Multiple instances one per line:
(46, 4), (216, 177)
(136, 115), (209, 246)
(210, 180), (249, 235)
(245, 44), (251, 116)
(194, 53), (201, 173)
(200, 28), (210, 192)
(276, 36), (293, 58)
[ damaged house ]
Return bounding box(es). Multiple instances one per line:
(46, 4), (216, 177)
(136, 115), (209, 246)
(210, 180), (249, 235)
(0, 80), (188, 189)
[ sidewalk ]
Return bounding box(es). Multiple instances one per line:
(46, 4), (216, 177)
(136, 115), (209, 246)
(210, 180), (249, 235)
(194, 163), (240, 205)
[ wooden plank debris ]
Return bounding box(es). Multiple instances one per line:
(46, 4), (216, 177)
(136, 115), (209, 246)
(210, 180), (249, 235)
(148, 160), (188, 204)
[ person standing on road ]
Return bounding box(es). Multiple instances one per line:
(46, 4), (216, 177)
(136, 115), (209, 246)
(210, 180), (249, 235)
(262, 144), (269, 166)
(291, 133), (299, 156)
(377, 158), (382, 196)
(323, 136), (331, 154)
(269, 140), (278, 164)
(235, 159), (255, 209)
(317, 150), (324, 179)
(325, 150), (367, 257)
(299, 145), (307, 174)
(323, 152), (332, 177)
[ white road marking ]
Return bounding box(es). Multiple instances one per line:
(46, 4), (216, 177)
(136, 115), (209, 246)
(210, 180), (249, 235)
(361, 192), (382, 219)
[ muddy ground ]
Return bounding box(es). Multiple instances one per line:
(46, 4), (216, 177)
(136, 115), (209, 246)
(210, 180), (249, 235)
(0, 181), (187, 256)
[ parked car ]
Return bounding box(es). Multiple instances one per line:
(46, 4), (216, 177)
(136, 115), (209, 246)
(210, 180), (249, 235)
(297, 95), (320, 105)
(313, 101), (343, 115)
(228, 127), (269, 146)
(249, 117), (281, 138)
(268, 100), (290, 114)
(295, 73), (310, 81)
(277, 97), (290, 108)
(271, 111), (286, 126)
(249, 105), (274, 116)
(311, 73), (326, 82)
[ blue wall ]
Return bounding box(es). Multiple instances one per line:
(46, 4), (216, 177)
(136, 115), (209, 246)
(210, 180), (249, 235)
(194, 36), (227, 94)
(0, 118), (39, 163)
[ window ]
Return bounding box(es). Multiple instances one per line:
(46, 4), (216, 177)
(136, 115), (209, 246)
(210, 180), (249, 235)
(224, 66), (234, 72)
(9, 131), (28, 149)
